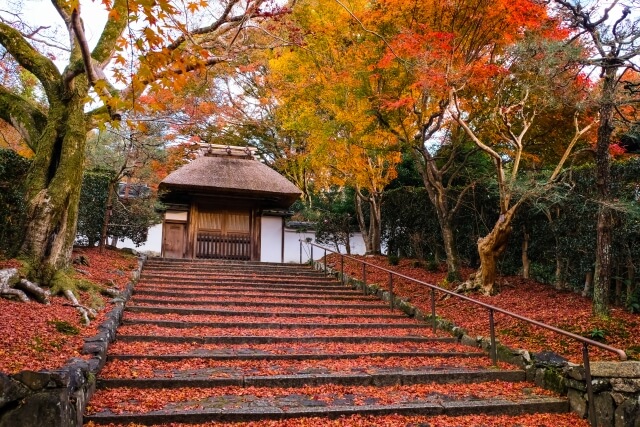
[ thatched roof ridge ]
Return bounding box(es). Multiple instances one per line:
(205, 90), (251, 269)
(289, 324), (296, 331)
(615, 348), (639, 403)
(160, 155), (301, 207)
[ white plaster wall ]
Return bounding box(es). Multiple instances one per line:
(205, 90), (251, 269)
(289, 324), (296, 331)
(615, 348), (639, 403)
(283, 229), (366, 263)
(115, 223), (163, 254)
(260, 216), (284, 263)
(116, 223), (369, 262)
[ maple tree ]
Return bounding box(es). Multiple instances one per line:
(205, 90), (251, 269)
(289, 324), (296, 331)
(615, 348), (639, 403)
(265, 0), (401, 254)
(447, 34), (597, 295)
(0, 0), (287, 282)
(364, 0), (554, 281)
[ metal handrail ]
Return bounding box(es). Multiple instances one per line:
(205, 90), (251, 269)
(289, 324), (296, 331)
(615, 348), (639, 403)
(301, 240), (627, 427)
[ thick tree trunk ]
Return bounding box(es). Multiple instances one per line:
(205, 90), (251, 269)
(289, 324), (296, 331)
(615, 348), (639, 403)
(20, 94), (88, 281)
(467, 208), (517, 295)
(354, 191), (382, 255)
(355, 194), (372, 254)
(592, 66), (617, 317)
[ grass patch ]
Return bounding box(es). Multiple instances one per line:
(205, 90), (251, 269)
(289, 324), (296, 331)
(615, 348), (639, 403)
(49, 320), (80, 335)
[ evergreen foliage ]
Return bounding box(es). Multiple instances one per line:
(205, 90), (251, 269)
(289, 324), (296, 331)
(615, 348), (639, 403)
(76, 169), (113, 247)
(0, 149), (30, 257)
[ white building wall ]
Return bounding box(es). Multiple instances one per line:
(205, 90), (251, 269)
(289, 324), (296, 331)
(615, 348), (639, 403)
(116, 223), (368, 262)
(115, 223), (163, 255)
(283, 229), (366, 263)
(260, 216), (284, 262)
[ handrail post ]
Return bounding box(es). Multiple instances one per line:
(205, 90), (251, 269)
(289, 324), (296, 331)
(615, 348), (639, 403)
(489, 308), (497, 366)
(388, 272), (393, 311)
(324, 249), (327, 273)
(583, 343), (597, 427)
(340, 255), (344, 285)
(431, 288), (437, 334)
(362, 263), (367, 295)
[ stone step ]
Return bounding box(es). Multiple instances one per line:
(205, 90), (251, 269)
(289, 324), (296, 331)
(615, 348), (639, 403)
(121, 319), (432, 330)
(128, 297), (389, 310)
(116, 323), (439, 337)
(122, 311), (416, 324)
(144, 257), (308, 268)
(107, 340), (472, 358)
(136, 274), (344, 289)
(142, 264), (327, 278)
(114, 335), (455, 345)
(132, 288), (366, 299)
(85, 381), (569, 425)
(85, 258), (571, 426)
(125, 305), (405, 318)
(108, 350), (486, 361)
(98, 367), (523, 389)
(134, 280), (347, 291)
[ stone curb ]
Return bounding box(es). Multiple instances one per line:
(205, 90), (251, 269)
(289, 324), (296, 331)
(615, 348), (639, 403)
(0, 254), (146, 427)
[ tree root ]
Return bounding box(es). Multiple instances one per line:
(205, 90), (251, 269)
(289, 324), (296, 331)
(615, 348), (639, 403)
(101, 287), (121, 298)
(454, 280), (482, 294)
(1, 268), (33, 302)
(16, 278), (51, 304)
(63, 289), (97, 325)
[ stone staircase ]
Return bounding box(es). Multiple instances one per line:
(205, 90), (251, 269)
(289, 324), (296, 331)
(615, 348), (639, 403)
(84, 258), (573, 425)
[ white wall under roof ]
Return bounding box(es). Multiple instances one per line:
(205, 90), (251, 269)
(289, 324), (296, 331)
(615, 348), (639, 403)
(260, 216), (284, 262)
(115, 223), (368, 261)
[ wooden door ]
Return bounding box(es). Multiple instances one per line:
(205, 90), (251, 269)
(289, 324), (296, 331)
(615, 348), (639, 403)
(195, 210), (251, 260)
(163, 223), (186, 258)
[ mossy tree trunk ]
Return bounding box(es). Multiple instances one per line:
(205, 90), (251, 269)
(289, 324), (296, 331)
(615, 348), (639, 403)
(0, 1), (127, 281)
(20, 96), (89, 278)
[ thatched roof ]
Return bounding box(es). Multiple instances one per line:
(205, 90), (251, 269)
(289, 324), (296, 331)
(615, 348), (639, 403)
(160, 154), (302, 208)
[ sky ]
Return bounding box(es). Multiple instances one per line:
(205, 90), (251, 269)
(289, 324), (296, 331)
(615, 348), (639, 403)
(19, 0), (109, 69)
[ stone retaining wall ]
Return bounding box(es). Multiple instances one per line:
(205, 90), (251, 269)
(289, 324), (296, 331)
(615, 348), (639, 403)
(0, 256), (144, 427)
(317, 262), (640, 427)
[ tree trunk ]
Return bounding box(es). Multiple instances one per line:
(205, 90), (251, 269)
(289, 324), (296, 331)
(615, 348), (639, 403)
(20, 93), (89, 282)
(470, 209), (516, 295)
(354, 193), (372, 254)
(626, 258), (635, 309)
(441, 220), (461, 281)
(582, 270), (593, 298)
(521, 226), (530, 279)
(554, 256), (567, 290)
(615, 266), (623, 306)
(592, 65), (617, 317)
(368, 193), (382, 255)
(99, 180), (116, 252)
(354, 191), (382, 255)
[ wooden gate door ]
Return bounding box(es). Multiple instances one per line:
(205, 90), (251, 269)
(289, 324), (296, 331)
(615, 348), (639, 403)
(163, 223), (186, 258)
(196, 210), (251, 260)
